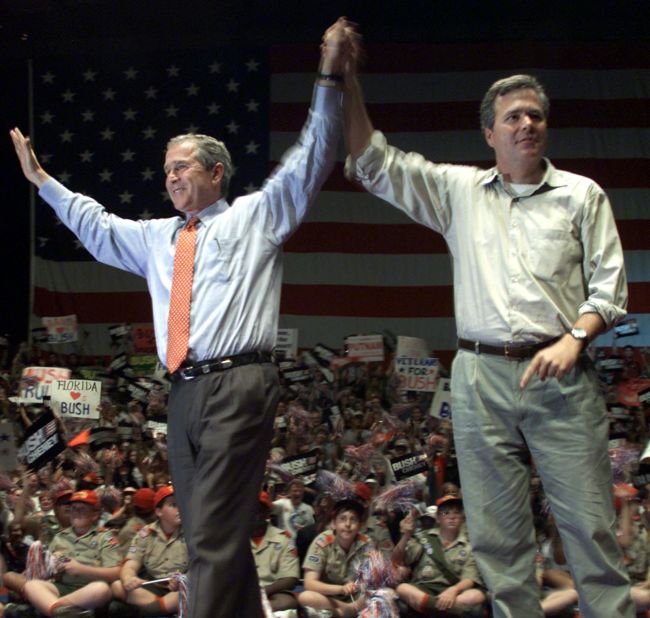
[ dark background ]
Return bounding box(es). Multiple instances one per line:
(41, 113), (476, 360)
(1, 0), (649, 350)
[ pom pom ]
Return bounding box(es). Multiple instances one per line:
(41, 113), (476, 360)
(344, 443), (375, 477)
(609, 445), (641, 484)
(74, 452), (99, 474)
(316, 470), (357, 501)
(355, 550), (399, 590)
(25, 541), (68, 580)
(359, 589), (400, 618)
(170, 572), (189, 618)
(373, 480), (419, 514)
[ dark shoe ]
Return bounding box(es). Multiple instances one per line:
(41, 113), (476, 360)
(3, 603), (39, 618)
(52, 606), (94, 618)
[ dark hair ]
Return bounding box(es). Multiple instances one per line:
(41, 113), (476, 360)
(166, 134), (234, 198)
(331, 498), (365, 520)
(480, 74), (550, 131)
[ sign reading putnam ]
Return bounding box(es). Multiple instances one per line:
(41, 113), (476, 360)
(395, 357), (440, 392)
(50, 379), (102, 419)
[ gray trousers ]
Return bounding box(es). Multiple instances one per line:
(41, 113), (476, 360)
(451, 350), (633, 618)
(167, 362), (279, 618)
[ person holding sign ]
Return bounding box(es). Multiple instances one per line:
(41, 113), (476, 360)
(11, 18), (356, 618)
(341, 34), (632, 617)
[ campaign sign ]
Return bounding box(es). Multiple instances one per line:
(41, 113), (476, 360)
(396, 336), (429, 359)
(346, 334), (385, 362)
(20, 410), (64, 470)
(281, 449), (319, 484)
(131, 325), (156, 353)
(276, 328), (299, 360)
(430, 378), (452, 418)
(0, 422), (17, 471)
(18, 367), (72, 404)
(50, 379), (101, 419)
(390, 452), (428, 481)
(615, 319), (640, 338)
(42, 314), (78, 344)
(395, 357), (440, 392)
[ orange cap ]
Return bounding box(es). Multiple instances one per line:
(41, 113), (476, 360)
(70, 490), (100, 510)
(153, 485), (175, 509)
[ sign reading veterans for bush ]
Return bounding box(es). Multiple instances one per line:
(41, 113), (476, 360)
(395, 357), (440, 392)
(42, 314), (78, 343)
(15, 367), (72, 404)
(0, 422), (18, 471)
(50, 379), (102, 419)
(280, 449), (319, 484)
(345, 334), (384, 362)
(20, 410), (65, 470)
(390, 452), (428, 481)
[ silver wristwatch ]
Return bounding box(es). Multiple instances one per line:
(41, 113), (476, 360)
(570, 327), (589, 346)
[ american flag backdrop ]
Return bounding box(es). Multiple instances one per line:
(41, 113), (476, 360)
(30, 40), (650, 365)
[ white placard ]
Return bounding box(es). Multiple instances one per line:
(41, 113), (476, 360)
(395, 357), (440, 392)
(42, 314), (78, 343)
(396, 336), (429, 359)
(346, 334), (384, 362)
(276, 328), (299, 360)
(430, 378), (452, 419)
(50, 379), (102, 419)
(12, 367), (72, 404)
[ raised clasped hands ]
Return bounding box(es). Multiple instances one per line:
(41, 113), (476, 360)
(320, 17), (362, 82)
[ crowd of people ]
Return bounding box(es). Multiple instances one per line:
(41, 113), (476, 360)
(0, 337), (648, 617)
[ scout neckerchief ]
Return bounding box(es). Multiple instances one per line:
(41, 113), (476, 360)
(414, 530), (460, 586)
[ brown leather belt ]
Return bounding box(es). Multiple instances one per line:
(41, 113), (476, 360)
(457, 337), (560, 359)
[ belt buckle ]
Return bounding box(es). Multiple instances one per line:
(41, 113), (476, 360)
(218, 358), (233, 370)
(178, 367), (196, 381)
(503, 343), (511, 358)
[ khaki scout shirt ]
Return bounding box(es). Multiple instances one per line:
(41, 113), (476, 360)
(50, 525), (122, 586)
(117, 515), (148, 553)
(364, 515), (394, 555)
(126, 521), (188, 580)
(303, 530), (373, 584)
(403, 529), (482, 588)
(251, 525), (299, 586)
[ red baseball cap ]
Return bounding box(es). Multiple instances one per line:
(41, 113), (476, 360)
(55, 489), (74, 504)
(153, 485), (175, 509)
(354, 482), (372, 503)
(259, 491), (272, 509)
(132, 488), (156, 512)
(70, 490), (100, 510)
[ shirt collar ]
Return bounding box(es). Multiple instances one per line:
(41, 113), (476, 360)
(182, 198), (229, 226)
(480, 157), (566, 193)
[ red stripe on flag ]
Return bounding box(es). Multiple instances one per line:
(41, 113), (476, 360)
(280, 284), (455, 317)
(271, 42), (650, 72)
(285, 223), (447, 254)
(272, 100), (650, 132)
(285, 220), (650, 255)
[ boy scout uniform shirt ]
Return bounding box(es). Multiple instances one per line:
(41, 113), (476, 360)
(50, 525), (122, 586)
(364, 515), (394, 555)
(127, 521), (188, 580)
(251, 525), (299, 586)
(404, 529), (483, 588)
(117, 515), (148, 553)
(303, 529), (373, 584)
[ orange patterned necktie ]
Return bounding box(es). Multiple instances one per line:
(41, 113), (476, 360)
(166, 216), (200, 373)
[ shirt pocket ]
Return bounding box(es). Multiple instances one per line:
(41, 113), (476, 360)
(209, 236), (242, 283)
(528, 228), (582, 282)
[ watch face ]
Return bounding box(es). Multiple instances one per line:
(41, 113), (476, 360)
(571, 328), (587, 339)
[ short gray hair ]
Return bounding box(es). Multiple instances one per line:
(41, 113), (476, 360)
(166, 134), (234, 198)
(480, 74), (550, 131)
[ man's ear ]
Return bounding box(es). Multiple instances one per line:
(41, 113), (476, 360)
(484, 127), (494, 149)
(212, 162), (224, 186)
